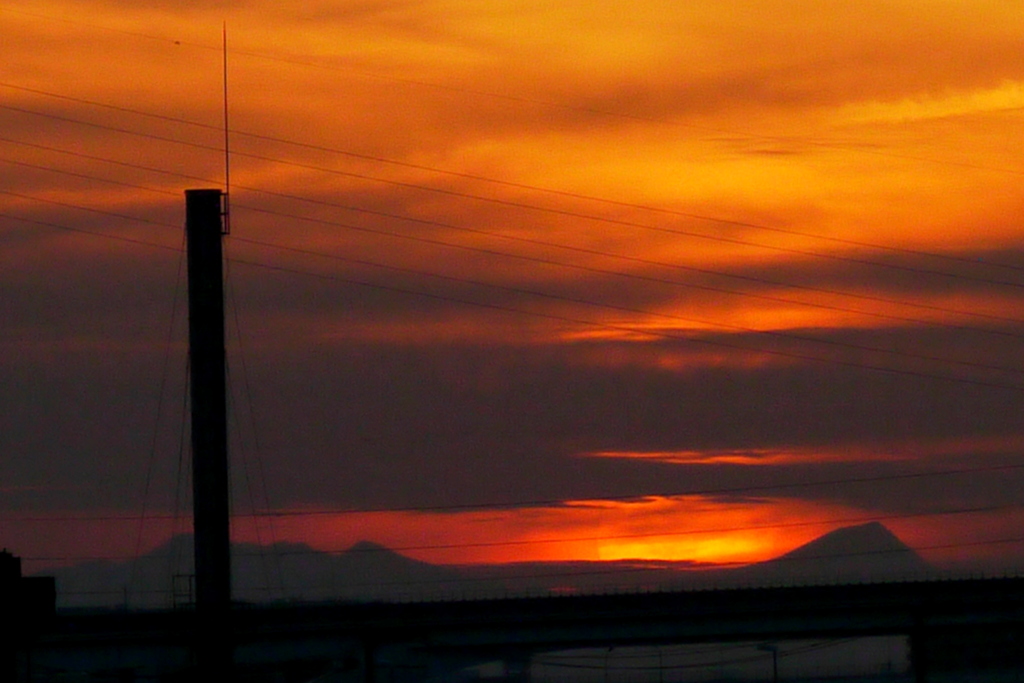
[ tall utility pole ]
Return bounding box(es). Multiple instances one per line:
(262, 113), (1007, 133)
(185, 189), (232, 675)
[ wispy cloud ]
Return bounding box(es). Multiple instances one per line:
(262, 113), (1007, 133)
(840, 81), (1024, 124)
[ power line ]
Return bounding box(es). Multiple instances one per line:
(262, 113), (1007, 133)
(127, 229), (187, 602)
(147, 504), (1021, 559)
(0, 189), (178, 228)
(0, 136), (216, 185)
(224, 240), (288, 598)
(25, 501), (999, 561)
(225, 255), (1024, 392)
(232, 198), (1024, 334)
(232, 226), (1024, 378)
(3, 79), (1022, 274)
(7, 143), (1023, 340)
(0, 212), (179, 252)
(5, 102), (1024, 294)
(0, 156), (179, 197)
(267, 505), (1020, 556)
(4, 14), (1024, 183)
(30, 536), (1024, 594)
(4, 163), (1022, 544)
(9, 184), (1018, 387)
(7, 187), (1021, 386)
(0, 4), (199, 46)
(5, 461), (1023, 523)
(231, 535), (1024, 585)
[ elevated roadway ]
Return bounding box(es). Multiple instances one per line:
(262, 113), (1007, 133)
(28, 577), (1024, 681)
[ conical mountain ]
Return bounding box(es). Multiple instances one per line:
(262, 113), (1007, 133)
(744, 522), (931, 584)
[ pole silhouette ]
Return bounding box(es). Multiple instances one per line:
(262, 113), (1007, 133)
(185, 188), (232, 675)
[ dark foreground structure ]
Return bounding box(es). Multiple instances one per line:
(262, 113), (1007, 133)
(12, 576), (1024, 682)
(0, 550), (55, 681)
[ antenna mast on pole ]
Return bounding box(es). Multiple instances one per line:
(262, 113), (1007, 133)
(222, 22), (231, 236)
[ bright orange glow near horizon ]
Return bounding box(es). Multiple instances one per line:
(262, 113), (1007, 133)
(13, 495), (1024, 578)
(230, 496), (890, 566)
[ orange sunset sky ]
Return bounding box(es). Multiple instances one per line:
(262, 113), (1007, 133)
(2, 0), (1024, 590)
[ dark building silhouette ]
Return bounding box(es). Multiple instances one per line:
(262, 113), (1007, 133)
(1, 549), (55, 682)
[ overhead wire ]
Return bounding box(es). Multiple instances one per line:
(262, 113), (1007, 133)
(45, 502), (1004, 563)
(231, 199), (1024, 333)
(24, 534), (1024, 581)
(222, 308), (255, 589)
(237, 504), (1021, 557)
(3, 452), (1024, 524)
(5, 102), (1024, 295)
(0, 156), (180, 198)
(0, 4), (202, 46)
(2, 11), (1023, 182)
(231, 535), (1024, 588)
(6, 186), (1023, 386)
(3, 79), (1023, 273)
(230, 213), (1024, 378)
(0, 211), (179, 252)
(223, 254), (1024, 392)
(0, 188), (179, 228)
(224, 240), (288, 599)
(34, 535), (1024, 598)
(169, 359), (193, 607)
(126, 228), (187, 605)
(6, 143), (1024, 341)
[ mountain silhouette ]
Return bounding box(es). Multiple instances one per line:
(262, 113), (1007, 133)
(735, 522), (931, 584)
(42, 523), (934, 608)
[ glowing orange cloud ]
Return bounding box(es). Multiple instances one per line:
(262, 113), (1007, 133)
(586, 449), (850, 467)
(583, 435), (1024, 467)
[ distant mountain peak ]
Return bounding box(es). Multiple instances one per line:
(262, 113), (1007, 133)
(758, 522), (932, 582)
(345, 540), (394, 554)
(777, 522), (919, 560)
